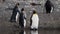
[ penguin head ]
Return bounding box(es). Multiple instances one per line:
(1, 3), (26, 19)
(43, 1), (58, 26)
(21, 8), (24, 11)
(33, 10), (37, 14)
(15, 3), (20, 8)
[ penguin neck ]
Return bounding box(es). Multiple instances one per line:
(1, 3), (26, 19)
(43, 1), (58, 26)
(33, 13), (37, 15)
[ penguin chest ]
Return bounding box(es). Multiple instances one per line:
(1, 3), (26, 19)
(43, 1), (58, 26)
(51, 7), (53, 13)
(31, 14), (39, 28)
(16, 12), (19, 22)
(24, 19), (26, 27)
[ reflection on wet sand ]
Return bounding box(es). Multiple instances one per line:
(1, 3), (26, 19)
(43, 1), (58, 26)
(19, 30), (24, 34)
(19, 29), (38, 34)
(12, 29), (60, 34)
(19, 30), (26, 34)
(30, 30), (38, 34)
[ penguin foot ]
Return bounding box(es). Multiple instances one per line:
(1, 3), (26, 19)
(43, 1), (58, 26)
(30, 28), (38, 30)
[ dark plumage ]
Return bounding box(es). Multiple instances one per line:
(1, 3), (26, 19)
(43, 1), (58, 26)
(30, 3), (41, 6)
(19, 8), (26, 28)
(10, 3), (20, 22)
(45, 0), (54, 14)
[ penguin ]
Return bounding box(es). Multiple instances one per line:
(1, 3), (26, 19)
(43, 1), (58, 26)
(19, 8), (26, 28)
(10, 3), (20, 22)
(30, 10), (39, 30)
(45, 0), (54, 14)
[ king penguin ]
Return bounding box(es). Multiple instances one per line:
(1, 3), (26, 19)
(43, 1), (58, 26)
(19, 8), (26, 28)
(10, 3), (20, 22)
(30, 10), (39, 30)
(45, 0), (54, 14)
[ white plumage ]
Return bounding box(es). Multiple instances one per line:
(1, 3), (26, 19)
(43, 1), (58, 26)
(31, 14), (39, 29)
(16, 12), (19, 22)
(23, 11), (27, 28)
(51, 7), (53, 13)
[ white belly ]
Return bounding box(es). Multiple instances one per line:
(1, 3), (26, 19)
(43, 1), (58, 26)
(16, 12), (19, 22)
(51, 7), (53, 13)
(24, 19), (26, 28)
(31, 14), (39, 29)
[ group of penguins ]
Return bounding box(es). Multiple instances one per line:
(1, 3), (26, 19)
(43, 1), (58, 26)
(10, 0), (54, 30)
